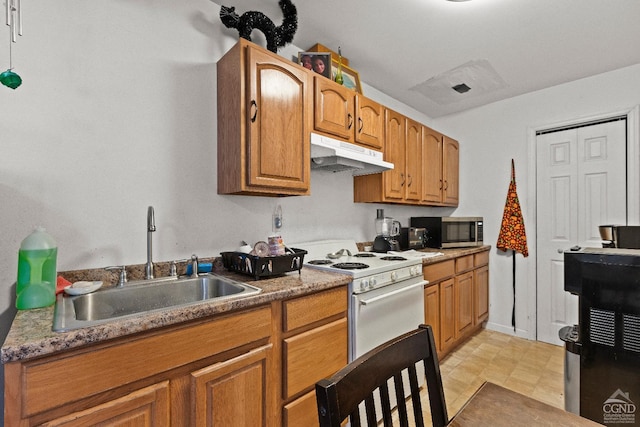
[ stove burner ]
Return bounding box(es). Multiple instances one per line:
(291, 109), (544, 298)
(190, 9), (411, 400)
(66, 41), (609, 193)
(354, 253), (376, 258)
(332, 262), (369, 270)
(380, 256), (407, 261)
(308, 259), (333, 265)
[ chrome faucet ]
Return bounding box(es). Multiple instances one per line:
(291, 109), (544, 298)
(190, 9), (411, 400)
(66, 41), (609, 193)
(189, 254), (199, 278)
(146, 206), (156, 279)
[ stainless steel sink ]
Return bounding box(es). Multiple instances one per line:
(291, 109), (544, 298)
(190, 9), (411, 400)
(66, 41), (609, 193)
(53, 274), (261, 332)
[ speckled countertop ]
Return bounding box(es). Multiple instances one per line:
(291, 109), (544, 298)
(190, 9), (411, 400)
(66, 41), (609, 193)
(1, 246), (490, 364)
(1, 266), (351, 364)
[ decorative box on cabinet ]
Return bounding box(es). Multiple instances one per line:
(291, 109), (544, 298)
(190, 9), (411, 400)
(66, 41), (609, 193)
(217, 39), (311, 196)
(313, 76), (384, 150)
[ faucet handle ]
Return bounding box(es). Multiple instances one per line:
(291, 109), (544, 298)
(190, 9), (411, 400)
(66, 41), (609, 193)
(105, 265), (127, 287)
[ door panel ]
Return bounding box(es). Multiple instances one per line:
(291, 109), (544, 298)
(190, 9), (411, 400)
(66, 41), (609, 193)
(536, 120), (626, 344)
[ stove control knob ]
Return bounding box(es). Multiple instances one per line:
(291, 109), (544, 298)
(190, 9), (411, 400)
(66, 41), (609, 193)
(370, 277), (377, 289)
(360, 279), (369, 292)
(391, 271), (398, 281)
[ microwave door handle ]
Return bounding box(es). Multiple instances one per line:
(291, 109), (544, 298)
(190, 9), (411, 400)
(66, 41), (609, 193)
(359, 281), (427, 306)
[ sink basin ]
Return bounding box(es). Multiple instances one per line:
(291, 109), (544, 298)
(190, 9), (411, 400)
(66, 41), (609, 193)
(53, 274), (261, 332)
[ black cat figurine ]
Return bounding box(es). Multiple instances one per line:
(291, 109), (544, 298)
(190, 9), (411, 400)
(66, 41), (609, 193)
(220, 0), (298, 53)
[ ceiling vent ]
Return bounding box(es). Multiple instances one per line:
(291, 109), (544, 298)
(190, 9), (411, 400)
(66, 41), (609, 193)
(452, 83), (471, 94)
(410, 59), (507, 105)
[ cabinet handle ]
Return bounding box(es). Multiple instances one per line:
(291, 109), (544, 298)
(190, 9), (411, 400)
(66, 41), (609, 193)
(408, 174), (413, 187)
(400, 173), (405, 186)
(444, 180), (448, 190)
(358, 117), (364, 133)
(347, 113), (353, 130)
(439, 179), (443, 190)
(250, 100), (258, 123)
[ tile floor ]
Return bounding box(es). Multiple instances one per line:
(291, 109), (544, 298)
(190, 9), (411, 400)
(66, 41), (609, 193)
(394, 328), (565, 425)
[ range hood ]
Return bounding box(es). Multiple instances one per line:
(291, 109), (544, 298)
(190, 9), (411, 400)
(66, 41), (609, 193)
(310, 133), (394, 176)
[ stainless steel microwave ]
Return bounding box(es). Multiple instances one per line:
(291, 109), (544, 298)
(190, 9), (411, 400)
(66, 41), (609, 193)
(409, 217), (483, 248)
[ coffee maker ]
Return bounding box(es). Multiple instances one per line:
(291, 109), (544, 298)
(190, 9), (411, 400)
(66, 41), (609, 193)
(373, 209), (401, 252)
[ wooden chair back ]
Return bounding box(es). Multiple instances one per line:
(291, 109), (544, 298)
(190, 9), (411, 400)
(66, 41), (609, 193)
(316, 324), (448, 427)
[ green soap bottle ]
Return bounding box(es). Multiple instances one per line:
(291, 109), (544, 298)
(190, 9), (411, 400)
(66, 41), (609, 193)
(16, 227), (58, 310)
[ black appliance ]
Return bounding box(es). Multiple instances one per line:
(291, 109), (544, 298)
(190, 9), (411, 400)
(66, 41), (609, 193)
(564, 248), (640, 426)
(409, 216), (483, 248)
(398, 227), (427, 250)
(372, 235), (399, 252)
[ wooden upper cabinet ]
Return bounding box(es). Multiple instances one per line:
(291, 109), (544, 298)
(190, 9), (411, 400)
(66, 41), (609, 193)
(421, 126), (459, 206)
(443, 136), (460, 206)
(354, 95), (384, 150)
(383, 109), (406, 200)
(217, 39), (311, 196)
(405, 118), (422, 202)
(313, 77), (384, 150)
(314, 77), (354, 141)
(422, 126), (444, 203)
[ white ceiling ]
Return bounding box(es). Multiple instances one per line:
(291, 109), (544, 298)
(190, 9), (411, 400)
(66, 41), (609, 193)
(218, 0), (640, 118)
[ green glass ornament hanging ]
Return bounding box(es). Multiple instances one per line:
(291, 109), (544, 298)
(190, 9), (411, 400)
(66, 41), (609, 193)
(0, 69), (22, 89)
(2, 0), (22, 90)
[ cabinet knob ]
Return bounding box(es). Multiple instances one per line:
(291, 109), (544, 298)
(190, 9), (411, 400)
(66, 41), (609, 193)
(358, 117), (364, 133)
(347, 113), (353, 130)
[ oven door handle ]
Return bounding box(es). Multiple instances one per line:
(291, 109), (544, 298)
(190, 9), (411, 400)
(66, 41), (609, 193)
(359, 281), (427, 305)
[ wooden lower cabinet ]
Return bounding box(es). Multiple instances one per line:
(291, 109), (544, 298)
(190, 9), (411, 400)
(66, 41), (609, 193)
(439, 277), (456, 353)
(281, 287), (348, 427)
(455, 271), (474, 339)
(424, 283), (440, 351)
(40, 381), (171, 427)
(422, 249), (490, 358)
(4, 286), (349, 427)
(191, 345), (272, 426)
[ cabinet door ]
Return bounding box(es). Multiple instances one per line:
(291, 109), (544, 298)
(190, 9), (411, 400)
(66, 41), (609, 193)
(443, 136), (459, 206)
(283, 318), (348, 399)
(424, 284), (440, 352)
(42, 382), (170, 427)
(439, 278), (455, 352)
(405, 118), (422, 201)
(383, 109), (406, 200)
(422, 126), (444, 204)
(474, 265), (489, 325)
(455, 271), (474, 339)
(191, 345), (272, 427)
(314, 76), (354, 141)
(355, 95), (384, 149)
(246, 46), (310, 192)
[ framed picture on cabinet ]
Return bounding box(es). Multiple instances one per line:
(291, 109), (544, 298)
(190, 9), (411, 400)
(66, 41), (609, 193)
(331, 60), (362, 94)
(298, 52), (332, 79)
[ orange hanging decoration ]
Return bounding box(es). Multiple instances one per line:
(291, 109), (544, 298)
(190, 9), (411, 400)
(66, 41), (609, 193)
(497, 159), (528, 257)
(496, 159), (528, 331)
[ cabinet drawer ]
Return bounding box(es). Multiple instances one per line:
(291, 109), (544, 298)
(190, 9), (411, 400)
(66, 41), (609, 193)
(19, 307), (272, 417)
(456, 255), (474, 273)
(283, 390), (317, 427)
(284, 286), (347, 332)
(423, 260), (455, 282)
(283, 318), (348, 398)
(474, 250), (489, 267)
